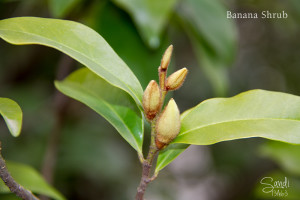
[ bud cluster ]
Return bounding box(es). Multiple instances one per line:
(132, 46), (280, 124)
(142, 45), (188, 149)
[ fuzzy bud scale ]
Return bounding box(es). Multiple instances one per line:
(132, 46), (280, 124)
(155, 98), (180, 149)
(160, 45), (173, 70)
(166, 68), (188, 91)
(143, 80), (161, 120)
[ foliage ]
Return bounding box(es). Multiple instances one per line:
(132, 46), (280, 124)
(260, 141), (300, 176)
(0, 161), (66, 200)
(156, 89), (300, 171)
(55, 68), (143, 154)
(177, 0), (237, 96)
(0, 97), (65, 199)
(0, 0), (300, 199)
(1, 14), (300, 181)
(0, 17), (143, 109)
(0, 98), (22, 137)
(48, 0), (83, 18)
(2, 17), (300, 173)
(112, 0), (178, 49)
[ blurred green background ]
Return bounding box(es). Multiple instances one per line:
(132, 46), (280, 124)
(0, 0), (300, 199)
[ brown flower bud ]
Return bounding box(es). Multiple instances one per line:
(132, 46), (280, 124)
(160, 45), (173, 70)
(143, 80), (161, 120)
(155, 98), (181, 149)
(166, 68), (188, 91)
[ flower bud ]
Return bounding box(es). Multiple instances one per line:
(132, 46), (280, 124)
(143, 80), (161, 120)
(166, 68), (188, 91)
(155, 98), (181, 149)
(160, 45), (173, 70)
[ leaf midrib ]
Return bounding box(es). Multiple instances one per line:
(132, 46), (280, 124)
(0, 28), (142, 106)
(179, 117), (300, 136)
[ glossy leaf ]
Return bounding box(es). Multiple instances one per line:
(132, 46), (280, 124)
(156, 90), (300, 171)
(48, 0), (83, 18)
(260, 141), (300, 176)
(55, 68), (143, 154)
(0, 98), (22, 137)
(0, 161), (65, 200)
(0, 17), (143, 108)
(112, 0), (178, 48)
(177, 0), (237, 95)
(175, 89), (300, 144)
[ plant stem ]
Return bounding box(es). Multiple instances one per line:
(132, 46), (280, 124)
(136, 66), (168, 199)
(0, 142), (39, 200)
(159, 67), (166, 90)
(135, 121), (158, 200)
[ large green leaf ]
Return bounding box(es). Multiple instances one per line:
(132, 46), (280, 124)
(156, 90), (300, 171)
(0, 98), (22, 137)
(0, 161), (65, 200)
(175, 89), (300, 144)
(0, 17), (143, 108)
(177, 0), (237, 96)
(55, 68), (143, 154)
(112, 0), (178, 48)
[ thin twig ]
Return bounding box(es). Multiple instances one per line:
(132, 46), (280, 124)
(0, 142), (39, 200)
(135, 118), (159, 200)
(135, 142), (158, 200)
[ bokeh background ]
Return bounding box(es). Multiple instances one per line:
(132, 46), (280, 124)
(0, 0), (300, 199)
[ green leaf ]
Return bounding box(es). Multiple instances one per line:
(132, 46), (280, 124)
(260, 141), (300, 176)
(177, 0), (237, 96)
(112, 0), (178, 48)
(89, 2), (172, 88)
(156, 89), (300, 172)
(175, 89), (300, 144)
(0, 17), (143, 108)
(55, 68), (143, 154)
(155, 143), (189, 173)
(0, 161), (65, 200)
(0, 98), (22, 137)
(48, 0), (83, 18)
